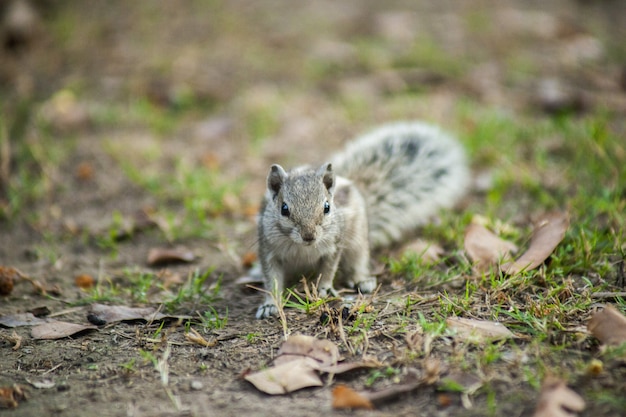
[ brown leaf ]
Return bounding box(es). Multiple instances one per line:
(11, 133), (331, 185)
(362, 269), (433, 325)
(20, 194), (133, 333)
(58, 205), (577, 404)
(332, 384), (374, 410)
(274, 334), (340, 367)
(0, 266), (18, 296)
(587, 304), (626, 346)
(244, 357), (323, 394)
(0, 313), (50, 328)
(147, 247), (195, 266)
(241, 251), (257, 269)
(362, 368), (430, 404)
(464, 222), (517, 272)
(502, 211), (569, 274)
(31, 321), (97, 340)
(402, 239), (444, 264)
(0, 385), (26, 409)
(439, 371), (483, 394)
(74, 274), (95, 290)
(317, 358), (381, 374)
(89, 304), (168, 324)
(75, 161), (94, 181)
(446, 317), (515, 343)
(532, 376), (585, 417)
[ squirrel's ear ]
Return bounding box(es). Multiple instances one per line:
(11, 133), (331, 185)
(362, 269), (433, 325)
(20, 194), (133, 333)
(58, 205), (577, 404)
(268, 164), (287, 194)
(317, 163), (335, 193)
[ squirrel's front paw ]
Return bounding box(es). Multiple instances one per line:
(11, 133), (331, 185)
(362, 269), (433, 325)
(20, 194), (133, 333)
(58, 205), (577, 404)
(256, 302), (278, 319)
(354, 277), (377, 294)
(318, 286), (338, 298)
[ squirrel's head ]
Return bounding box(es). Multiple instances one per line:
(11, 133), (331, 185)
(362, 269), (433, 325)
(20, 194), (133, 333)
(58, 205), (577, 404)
(266, 163), (336, 245)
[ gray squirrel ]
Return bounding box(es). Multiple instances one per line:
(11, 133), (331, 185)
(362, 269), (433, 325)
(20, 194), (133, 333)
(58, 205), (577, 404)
(256, 121), (469, 319)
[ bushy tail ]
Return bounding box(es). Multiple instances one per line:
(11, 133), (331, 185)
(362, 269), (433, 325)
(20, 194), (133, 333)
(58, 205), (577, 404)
(331, 122), (469, 248)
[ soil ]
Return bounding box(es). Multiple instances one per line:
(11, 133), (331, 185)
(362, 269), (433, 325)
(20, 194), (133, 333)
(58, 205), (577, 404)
(1, 1), (625, 416)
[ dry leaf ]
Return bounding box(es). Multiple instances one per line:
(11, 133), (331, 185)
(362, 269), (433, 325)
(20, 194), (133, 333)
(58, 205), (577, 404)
(31, 321), (97, 340)
(26, 379), (55, 389)
(402, 239), (444, 264)
(532, 377), (585, 417)
(0, 313), (50, 328)
(446, 317), (515, 342)
(587, 304), (626, 346)
(274, 334), (340, 367)
(89, 304), (167, 324)
(439, 372), (483, 394)
(0, 266), (17, 296)
(75, 161), (94, 181)
(241, 252), (257, 269)
(74, 274), (95, 290)
(502, 211), (569, 274)
(332, 384), (374, 410)
(362, 368), (431, 404)
(147, 247), (195, 266)
(317, 359), (381, 374)
(244, 357), (323, 394)
(0, 385), (26, 409)
(464, 222), (517, 272)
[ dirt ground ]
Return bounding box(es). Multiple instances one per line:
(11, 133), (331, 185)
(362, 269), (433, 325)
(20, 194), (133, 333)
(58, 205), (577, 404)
(1, 1), (625, 416)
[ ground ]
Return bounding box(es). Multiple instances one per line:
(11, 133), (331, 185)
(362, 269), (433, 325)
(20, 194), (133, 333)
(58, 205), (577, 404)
(1, 1), (625, 416)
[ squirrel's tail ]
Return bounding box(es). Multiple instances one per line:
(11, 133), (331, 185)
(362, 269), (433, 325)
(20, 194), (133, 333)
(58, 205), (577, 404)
(331, 122), (469, 248)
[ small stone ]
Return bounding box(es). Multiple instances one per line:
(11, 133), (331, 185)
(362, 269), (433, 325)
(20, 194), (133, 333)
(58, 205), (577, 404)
(190, 380), (203, 390)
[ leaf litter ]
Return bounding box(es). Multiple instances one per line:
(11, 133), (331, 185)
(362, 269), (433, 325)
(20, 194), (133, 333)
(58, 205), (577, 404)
(464, 211), (569, 275)
(501, 211), (569, 274)
(245, 334), (379, 395)
(587, 304), (626, 347)
(445, 316), (515, 343)
(531, 376), (585, 417)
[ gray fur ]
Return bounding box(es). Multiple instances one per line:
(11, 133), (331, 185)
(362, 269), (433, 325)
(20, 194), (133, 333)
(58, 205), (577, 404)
(256, 121), (468, 318)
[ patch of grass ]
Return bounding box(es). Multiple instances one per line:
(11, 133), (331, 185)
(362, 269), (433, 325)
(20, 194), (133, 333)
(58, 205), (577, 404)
(200, 306), (228, 330)
(107, 144), (243, 241)
(164, 268), (220, 312)
(283, 287), (328, 315)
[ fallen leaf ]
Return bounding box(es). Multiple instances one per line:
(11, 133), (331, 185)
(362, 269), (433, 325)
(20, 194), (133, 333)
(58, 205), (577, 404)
(0, 385), (26, 409)
(75, 161), (94, 181)
(74, 274), (95, 290)
(0, 313), (50, 328)
(244, 357), (323, 394)
(464, 222), (517, 272)
(362, 367), (433, 404)
(332, 384), (374, 410)
(502, 211), (569, 274)
(317, 358), (381, 374)
(28, 306), (51, 317)
(241, 252), (257, 269)
(147, 247), (195, 266)
(26, 379), (55, 389)
(532, 376), (585, 417)
(89, 304), (166, 324)
(446, 317), (515, 342)
(0, 266), (17, 296)
(274, 334), (340, 367)
(31, 321), (97, 340)
(439, 372), (483, 394)
(402, 239), (444, 264)
(587, 304), (626, 346)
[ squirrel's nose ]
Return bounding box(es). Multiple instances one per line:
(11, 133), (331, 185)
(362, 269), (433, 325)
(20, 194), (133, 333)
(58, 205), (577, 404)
(302, 232), (316, 243)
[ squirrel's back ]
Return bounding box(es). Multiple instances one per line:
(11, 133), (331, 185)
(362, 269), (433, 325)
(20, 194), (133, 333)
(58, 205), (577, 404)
(331, 122), (469, 248)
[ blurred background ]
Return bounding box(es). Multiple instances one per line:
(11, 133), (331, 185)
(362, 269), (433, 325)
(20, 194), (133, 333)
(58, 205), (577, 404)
(0, 0), (624, 237)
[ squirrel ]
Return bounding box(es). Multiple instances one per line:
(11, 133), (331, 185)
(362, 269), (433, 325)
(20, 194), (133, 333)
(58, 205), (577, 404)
(255, 121), (469, 319)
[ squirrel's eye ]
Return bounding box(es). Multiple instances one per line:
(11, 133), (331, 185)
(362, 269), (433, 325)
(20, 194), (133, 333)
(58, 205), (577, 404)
(323, 201), (330, 214)
(281, 202), (290, 217)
